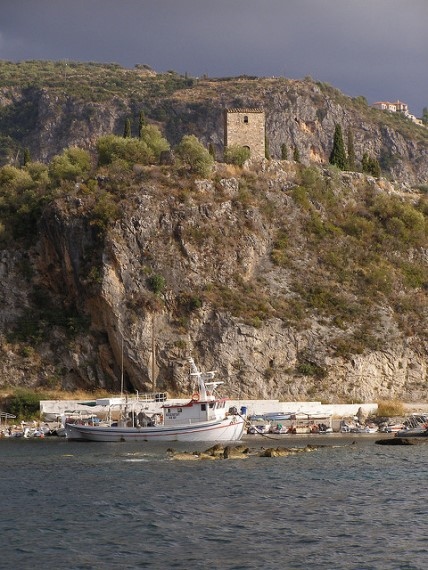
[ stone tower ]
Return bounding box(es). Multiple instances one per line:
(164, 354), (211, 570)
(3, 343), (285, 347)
(224, 108), (265, 160)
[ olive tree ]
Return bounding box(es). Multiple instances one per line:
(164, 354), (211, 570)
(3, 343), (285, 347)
(175, 135), (214, 177)
(49, 147), (92, 182)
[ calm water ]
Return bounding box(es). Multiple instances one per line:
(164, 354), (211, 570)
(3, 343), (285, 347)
(0, 434), (427, 570)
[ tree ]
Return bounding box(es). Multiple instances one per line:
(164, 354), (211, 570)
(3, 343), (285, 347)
(175, 135), (214, 177)
(362, 153), (381, 177)
(97, 129), (169, 167)
(422, 107), (428, 125)
(224, 145), (250, 166)
(23, 148), (31, 166)
(123, 118), (132, 138)
(265, 135), (270, 160)
(293, 146), (300, 163)
(97, 135), (150, 166)
(329, 124), (348, 170)
(208, 143), (216, 160)
(139, 125), (170, 163)
(347, 128), (356, 171)
(138, 111), (146, 138)
(49, 147), (92, 182)
(281, 144), (288, 160)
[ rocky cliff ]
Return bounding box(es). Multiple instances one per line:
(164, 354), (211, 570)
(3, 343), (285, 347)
(0, 62), (427, 402)
(1, 157), (426, 402)
(1, 62), (427, 185)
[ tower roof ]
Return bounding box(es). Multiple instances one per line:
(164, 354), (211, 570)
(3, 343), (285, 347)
(226, 108), (264, 113)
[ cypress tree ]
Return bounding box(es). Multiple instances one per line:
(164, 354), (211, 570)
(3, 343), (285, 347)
(265, 135), (271, 160)
(208, 143), (216, 160)
(123, 118), (132, 138)
(23, 148), (31, 166)
(329, 124), (348, 170)
(293, 146), (300, 163)
(138, 111), (146, 139)
(281, 143), (288, 160)
(347, 128), (356, 171)
(370, 157), (381, 177)
(362, 153), (381, 177)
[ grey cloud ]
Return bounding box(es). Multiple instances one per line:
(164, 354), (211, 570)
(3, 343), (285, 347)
(0, 0), (426, 115)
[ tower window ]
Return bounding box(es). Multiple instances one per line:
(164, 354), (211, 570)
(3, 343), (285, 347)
(243, 115), (249, 123)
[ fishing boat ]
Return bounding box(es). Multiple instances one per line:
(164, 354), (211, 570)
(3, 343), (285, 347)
(65, 357), (246, 442)
(394, 414), (428, 437)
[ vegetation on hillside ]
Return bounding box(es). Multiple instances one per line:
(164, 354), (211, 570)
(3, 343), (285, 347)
(0, 126), (425, 362)
(0, 61), (426, 397)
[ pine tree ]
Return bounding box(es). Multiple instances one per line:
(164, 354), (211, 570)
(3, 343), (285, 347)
(347, 128), (356, 171)
(123, 118), (132, 138)
(329, 124), (348, 170)
(281, 144), (288, 160)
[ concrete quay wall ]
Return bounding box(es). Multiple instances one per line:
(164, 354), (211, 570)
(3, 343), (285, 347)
(228, 399), (378, 418)
(41, 398), (378, 420)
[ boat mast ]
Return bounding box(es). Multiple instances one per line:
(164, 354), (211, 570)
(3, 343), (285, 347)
(151, 315), (156, 393)
(188, 357), (210, 401)
(120, 335), (124, 396)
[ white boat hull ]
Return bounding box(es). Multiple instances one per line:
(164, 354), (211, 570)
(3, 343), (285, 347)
(65, 417), (245, 443)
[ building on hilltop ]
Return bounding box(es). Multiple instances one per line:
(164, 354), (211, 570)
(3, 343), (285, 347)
(224, 108), (265, 159)
(372, 100), (423, 126)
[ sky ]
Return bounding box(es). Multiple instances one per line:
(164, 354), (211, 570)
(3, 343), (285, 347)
(0, 0), (427, 116)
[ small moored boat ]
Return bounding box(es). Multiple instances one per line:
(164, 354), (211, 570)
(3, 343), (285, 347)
(65, 357), (245, 443)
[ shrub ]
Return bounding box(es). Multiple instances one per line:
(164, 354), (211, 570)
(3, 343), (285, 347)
(25, 161), (50, 186)
(147, 274), (166, 294)
(271, 229), (289, 267)
(97, 135), (152, 166)
(296, 361), (327, 378)
(376, 400), (405, 417)
(175, 135), (214, 177)
(224, 145), (250, 166)
(400, 262), (428, 289)
(139, 124), (170, 162)
(3, 389), (43, 420)
(49, 146), (92, 182)
(90, 191), (121, 229)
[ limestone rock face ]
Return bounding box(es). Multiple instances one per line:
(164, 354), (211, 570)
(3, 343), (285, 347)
(0, 160), (425, 404)
(0, 69), (427, 401)
(1, 73), (427, 184)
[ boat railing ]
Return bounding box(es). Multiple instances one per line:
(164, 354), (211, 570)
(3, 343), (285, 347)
(115, 392), (168, 404)
(135, 392), (168, 403)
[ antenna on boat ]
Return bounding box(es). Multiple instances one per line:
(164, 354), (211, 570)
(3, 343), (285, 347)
(187, 357), (221, 401)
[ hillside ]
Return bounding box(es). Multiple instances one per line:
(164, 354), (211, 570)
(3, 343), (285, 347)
(1, 61), (427, 184)
(0, 61), (426, 402)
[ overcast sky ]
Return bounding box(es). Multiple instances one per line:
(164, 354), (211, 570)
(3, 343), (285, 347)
(1, 0), (426, 116)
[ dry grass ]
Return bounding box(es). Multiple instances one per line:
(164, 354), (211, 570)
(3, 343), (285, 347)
(376, 399), (405, 417)
(0, 387), (111, 400)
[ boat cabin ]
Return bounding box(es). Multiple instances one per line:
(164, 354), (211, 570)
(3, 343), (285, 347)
(163, 397), (228, 426)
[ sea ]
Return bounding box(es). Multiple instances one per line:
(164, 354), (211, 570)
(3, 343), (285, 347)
(0, 434), (427, 570)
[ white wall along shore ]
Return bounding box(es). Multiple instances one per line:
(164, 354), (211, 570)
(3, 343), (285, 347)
(40, 396), (378, 423)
